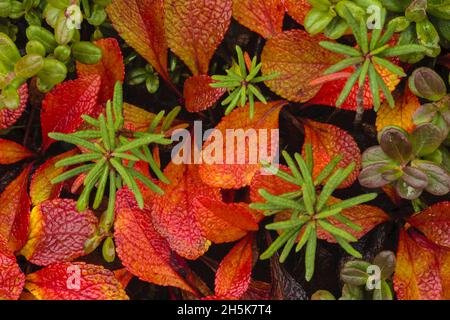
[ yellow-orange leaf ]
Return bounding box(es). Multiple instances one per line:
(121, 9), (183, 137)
(0, 165), (32, 252)
(376, 86), (420, 133)
(164, 0), (232, 75)
(29, 149), (78, 206)
(261, 30), (342, 103)
(107, 0), (170, 81)
(198, 101), (286, 189)
(0, 139), (33, 165)
(284, 0), (311, 25)
(232, 0), (285, 39)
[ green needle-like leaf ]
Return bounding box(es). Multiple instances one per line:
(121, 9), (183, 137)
(296, 222), (313, 252)
(327, 193), (377, 212)
(48, 132), (98, 152)
(336, 67), (362, 107)
(324, 57), (364, 75)
(358, 59), (370, 87)
(305, 225), (317, 281)
(368, 63), (381, 111)
(248, 84), (267, 104)
(93, 165), (109, 210)
(83, 158), (106, 187)
(334, 235), (362, 258)
(129, 168), (164, 195)
(266, 216), (309, 230)
(259, 189), (305, 211)
(371, 56), (406, 77)
(282, 151), (302, 183)
(114, 134), (168, 153)
(148, 110), (165, 133)
(318, 220), (358, 242)
(110, 158), (144, 209)
(236, 45), (247, 78)
(51, 164), (95, 184)
(260, 227), (298, 260)
(379, 45), (426, 57)
(314, 207), (342, 219)
(374, 69), (395, 108)
(319, 41), (362, 57)
(55, 153), (102, 168)
(161, 106), (181, 132)
(280, 229), (300, 263)
(314, 155), (343, 186)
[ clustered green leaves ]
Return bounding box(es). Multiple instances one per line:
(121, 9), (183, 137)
(210, 45), (278, 119)
(319, 5), (426, 110)
(0, 0), (110, 109)
(312, 251), (396, 300)
(49, 82), (176, 258)
(127, 63), (160, 94)
(250, 145), (378, 281)
(359, 68), (450, 202)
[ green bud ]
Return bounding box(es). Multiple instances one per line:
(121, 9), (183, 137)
(8, 76), (26, 90)
(55, 12), (75, 45)
(2, 86), (19, 109)
(405, 0), (428, 22)
(304, 8), (335, 35)
(409, 67), (447, 102)
(92, 28), (103, 41)
(54, 44), (71, 62)
(390, 16), (410, 32)
(43, 4), (61, 28)
(72, 41), (102, 64)
(25, 10), (42, 27)
(311, 290), (336, 300)
(87, 5), (106, 26)
(127, 68), (147, 85)
(37, 57), (67, 86)
(8, 1), (23, 19)
(324, 16), (349, 39)
(26, 25), (58, 53)
(341, 260), (371, 286)
(0, 0), (11, 18)
(35, 77), (54, 93)
(15, 54), (44, 78)
(308, 0), (331, 12)
(427, 0), (450, 20)
(336, 1), (366, 22)
(398, 26), (425, 63)
(102, 237), (116, 263)
(26, 40), (46, 56)
(22, 0), (34, 11)
(146, 74), (159, 94)
(84, 234), (104, 255)
(0, 32), (20, 71)
(416, 19), (441, 57)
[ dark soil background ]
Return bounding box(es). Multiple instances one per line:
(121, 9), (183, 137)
(1, 15), (448, 300)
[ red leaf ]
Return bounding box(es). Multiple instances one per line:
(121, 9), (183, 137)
(284, 0), (311, 25)
(40, 75), (101, 151)
(0, 236), (25, 300)
(114, 189), (195, 293)
(232, 0), (285, 39)
(303, 120), (361, 189)
(164, 0), (232, 75)
(0, 139), (33, 165)
(152, 163), (221, 259)
(25, 262), (129, 300)
(409, 202), (450, 249)
(29, 149), (79, 206)
(195, 197), (259, 244)
(107, 0), (170, 82)
(394, 229), (446, 300)
(76, 38), (125, 104)
(0, 84), (28, 130)
(0, 164), (32, 252)
(20, 199), (98, 266)
(261, 30), (342, 103)
(214, 234), (254, 299)
(250, 165), (299, 203)
(184, 75), (225, 112)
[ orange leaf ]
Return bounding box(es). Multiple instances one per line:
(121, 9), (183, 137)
(376, 85), (420, 133)
(29, 149), (79, 206)
(195, 197), (259, 244)
(152, 163), (220, 259)
(164, 0), (232, 75)
(409, 202), (450, 249)
(232, 0), (285, 39)
(303, 120), (361, 188)
(250, 165), (299, 204)
(76, 38), (125, 104)
(40, 75), (101, 151)
(114, 188), (195, 293)
(284, 0), (311, 25)
(394, 229), (445, 300)
(107, 0), (170, 82)
(0, 164), (32, 252)
(316, 197), (389, 243)
(184, 75), (225, 112)
(0, 84), (28, 130)
(261, 30), (342, 103)
(0, 138), (33, 165)
(214, 234), (254, 299)
(310, 61), (401, 111)
(0, 236), (25, 300)
(20, 199), (98, 266)
(25, 262), (129, 300)
(123, 103), (159, 132)
(198, 101), (286, 189)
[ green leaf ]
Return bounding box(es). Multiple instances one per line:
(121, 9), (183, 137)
(318, 220), (358, 242)
(51, 164), (94, 184)
(327, 193), (377, 211)
(374, 69), (395, 108)
(55, 153), (102, 168)
(282, 151), (303, 183)
(324, 57), (364, 75)
(259, 189), (305, 211)
(296, 222), (313, 252)
(372, 56), (406, 77)
(319, 41), (362, 57)
(110, 158), (144, 209)
(129, 168), (164, 195)
(305, 225), (317, 281)
(236, 45), (247, 78)
(295, 154), (316, 215)
(368, 63), (381, 111)
(266, 216), (309, 230)
(334, 235), (362, 258)
(93, 165), (109, 210)
(260, 227), (298, 260)
(358, 58), (370, 87)
(48, 132), (98, 152)
(314, 207), (342, 219)
(336, 67), (362, 107)
(379, 44), (427, 57)
(115, 134), (169, 153)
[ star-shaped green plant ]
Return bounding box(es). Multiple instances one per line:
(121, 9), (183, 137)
(250, 145), (378, 281)
(210, 45), (278, 119)
(49, 82), (173, 232)
(319, 6), (426, 113)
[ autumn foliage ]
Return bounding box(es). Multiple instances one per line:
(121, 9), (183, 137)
(0, 0), (449, 302)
